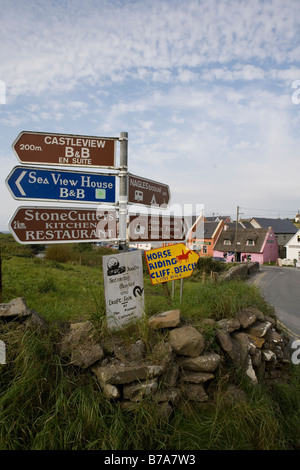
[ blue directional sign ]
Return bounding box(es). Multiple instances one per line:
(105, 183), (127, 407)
(6, 166), (116, 204)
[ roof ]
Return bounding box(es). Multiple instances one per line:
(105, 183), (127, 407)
(214, 227), (270, 253)
(250, 217), (298, 234)
(189, 220), (221, 239)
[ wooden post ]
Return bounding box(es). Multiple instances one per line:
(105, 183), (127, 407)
(180, 278), (183, 303)
(171, 280), (175, 299)
(162, 282), (171, 303)
(0, 244), (2, 303)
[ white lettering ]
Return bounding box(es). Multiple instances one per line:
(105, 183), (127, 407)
(291, 340), (300, 364)
(81, 148), (90, 158)
(65, 147), (74, 157)
(292, 80), (300, 105)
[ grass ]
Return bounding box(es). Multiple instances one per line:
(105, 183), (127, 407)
(1, 323), (299, 450)
(1, 235), (300, 450)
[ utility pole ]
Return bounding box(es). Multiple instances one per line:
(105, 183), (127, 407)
(234, 205), (239, 262)
(118, 132), (128, 251)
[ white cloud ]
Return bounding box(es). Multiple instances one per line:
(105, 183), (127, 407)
(1, 0), (300, 99)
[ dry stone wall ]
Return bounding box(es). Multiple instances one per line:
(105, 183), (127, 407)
(0, 297), (292, 419)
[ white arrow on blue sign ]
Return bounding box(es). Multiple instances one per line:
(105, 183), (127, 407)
(6, 166), (116, 204)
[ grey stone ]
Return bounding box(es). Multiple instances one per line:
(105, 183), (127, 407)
(223, 384), (248, 405)
(59, 321), (104, 369)
(182, 383), (209, 402)
(162, 362), (180, 387)
(0, 297), (31, 319)
(148, 309), (181, 329)
(168, 326), (205, 357)
(216, 330), (249, 368)
(182, 371), (215, 384)
(181, 352), (221, 372)
(262, 349), (277, 362)
(123, 380), (158, 402)
(264, 330), (285, 345)
(100, 382), (121, 400)
(25, 310), (48, 330)
(251, 349), (262, 368)
(216, 318), (240, 332)
(237, 308), (258, 328)
(245, 355), (258, 384)
(155, 388), (181, 405)
(92, 363), (164, 385)
(152, 341), (173, 365)
(246, 321), (272, 338)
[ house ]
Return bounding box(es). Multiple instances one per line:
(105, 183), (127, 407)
(187, 215), (224, 257)
(213, 226), (278, 264)
(284, 229), (300, 262)
(205, 215), (231, 223)
(249, 217), (298, 258)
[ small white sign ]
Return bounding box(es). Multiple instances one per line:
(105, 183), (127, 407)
(103, 251), (145, 331)
(0, 340), (6, 364)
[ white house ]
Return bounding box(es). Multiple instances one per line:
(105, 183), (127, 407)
(284, 229), (300, 262)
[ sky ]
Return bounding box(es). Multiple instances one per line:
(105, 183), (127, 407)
(1, 0), (300, 233)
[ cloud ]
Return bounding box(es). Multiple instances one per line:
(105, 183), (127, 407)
(1, 0), (300, 100)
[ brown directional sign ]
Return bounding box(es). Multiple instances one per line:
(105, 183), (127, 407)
(12, 131), (117, 168)
(129, 214), (187, 242)
(9, 206), (117, 244)
(128, 174), (170, 207)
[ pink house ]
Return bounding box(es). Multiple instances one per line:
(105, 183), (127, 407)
(213, 226), (278, 264)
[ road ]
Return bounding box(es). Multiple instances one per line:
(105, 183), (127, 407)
(251, 265), (300, 341)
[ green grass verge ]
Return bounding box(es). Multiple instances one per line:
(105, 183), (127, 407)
(0, 236), (300, 450)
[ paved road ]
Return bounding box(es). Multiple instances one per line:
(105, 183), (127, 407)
(251, 265), (300, 341)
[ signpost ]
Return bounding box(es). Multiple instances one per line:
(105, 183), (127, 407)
(129, 214), (187, 242)
(102, 251), (145, 331)
(5, 128), (181, 329)
(128, 174), (170, 208)
(6, 166), (116, 204)
(9, 207), (117, 244)
(12, 131), (117, 168)
(144, 243), (199, 285)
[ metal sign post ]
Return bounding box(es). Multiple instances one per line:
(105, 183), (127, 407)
(118, 132), (128, 251)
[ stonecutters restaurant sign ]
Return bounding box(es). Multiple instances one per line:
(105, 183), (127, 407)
(102, 251), (145, 331)
(9, 206), (117, 244)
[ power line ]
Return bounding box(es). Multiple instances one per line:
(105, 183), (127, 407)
(240, 207), (297, 213)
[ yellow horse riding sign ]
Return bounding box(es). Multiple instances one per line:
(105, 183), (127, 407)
(144, 243), (199, 285)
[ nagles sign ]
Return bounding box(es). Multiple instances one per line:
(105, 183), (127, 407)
(128, 174), (170, 208)
(144, 243), (199, 285)
(129, 214), (187, 242)
(102, 251), (145, 330)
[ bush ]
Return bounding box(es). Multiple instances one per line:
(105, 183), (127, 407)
(45, 244), (75, 263)
(45, 243), (117, 267)
(195, 256), (227, 274)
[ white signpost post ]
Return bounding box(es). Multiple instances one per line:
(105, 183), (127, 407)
(102, 251), (145, 331)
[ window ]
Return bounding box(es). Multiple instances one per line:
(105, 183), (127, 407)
(202, 245), (208, 254)
(224, 239), (231, 245)
(247, 239), (254, 246)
